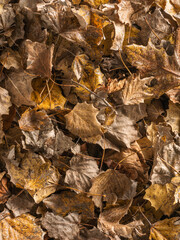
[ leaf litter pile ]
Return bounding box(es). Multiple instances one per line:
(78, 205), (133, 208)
(0, 0), (180, 239)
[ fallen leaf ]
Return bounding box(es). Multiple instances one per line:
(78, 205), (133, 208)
(0, 49), (22, 70)
(147, 99), (165, 122)
(6, 191), (34, 217)
(24, 40), (54, 79)
(0, 210), (45, 240)
(19, 109), (48, 131)
(149, 217), (180, 240)
(64, 155), (99, 192)
(41, 212), (80, 240)
(65, 102), (103, 143)
(43, 191), (94, 222)
(0, 87), (12, 116)
(5, 71), (34, 107)
(144, 176), (180, 216)
(31, 78), (66, 110)
(124, 40), (180, 98)
(0, 175), (11, 204)
(165, 101), (180, 133)
(79, 227), (111, 240)
(89, 169), (137, 209)
(84, 0), (109, 7)
(5, 149), (60, 203)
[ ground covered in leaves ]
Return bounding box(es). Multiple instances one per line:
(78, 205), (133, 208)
(0, 0), (180, 239)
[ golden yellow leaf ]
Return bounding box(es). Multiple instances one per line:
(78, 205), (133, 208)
(72, 54), (104, 100)
(31, 78), (66, 110)
(84, 0), (109, 7)
(6, 151), (60, 203)
(0, 212), (45, 240)
(149, 217), (180, 240)
(65, 102), (103, 143)
(144, 176), (180, 216)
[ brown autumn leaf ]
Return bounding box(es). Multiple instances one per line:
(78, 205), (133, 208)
(165, 101), (180, 134)
(166, 88), (180, 104)
(89, 169), (137, 209)
(43, 191), (94, 222)
(41, 212), (80, 240)
(84, 0), (109, 7)
(0, 48), (22, 70)
(24, 40), (54, 79)
(149, 217), (180, 240)
(6, 191), (34, 217)
(5, 71), (34, 107)
(0, 174), (11, 204)
(19, 109), (48, 131)
(124, 40), (180, 98)
(147, 99), (165, 122)
(5, 149), (60, 203)
(79, 227), (111, 240)
(64, 155), (99, 192)
(65, 102), (103, 143)
(144, 176), (180, 216)
(0, 86), (12, 117)
(0, 210), (45, 240)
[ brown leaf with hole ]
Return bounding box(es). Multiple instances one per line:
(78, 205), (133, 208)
(43, 191), (94, 222)
(65, 102), (103, 143)
(24, 40), (54, 78)
(89, 169), (137, 209)
(0, 211), (45, 240)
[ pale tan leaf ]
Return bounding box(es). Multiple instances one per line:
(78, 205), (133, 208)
(41, 212), (80, 240)
(165, 101), (180, 133)
(24, 40), (54, 78)
(0, 49), (22, 70)
(0, 211), (45, 240)
(64, 155), (99, 192)
(0, 87), (11, 116)
(65, 102), (103, 143)
(89, 169), (137, 209)
(5, 71), (34, 107)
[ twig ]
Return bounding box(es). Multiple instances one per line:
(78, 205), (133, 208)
(119, 50), (132, 76)
(144, 17), (161, 42)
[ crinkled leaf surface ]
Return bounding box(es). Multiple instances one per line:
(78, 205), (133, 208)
(5, 150), (60, 203)
(65, 102), (103, 143)
(65, 155), (99, 192)
(165, 101), (180, 134)
(0, 87), (12, 116)
(0, 211), (45, 240)
(43, 191), (94, 222)
(89, 169), (137, 209)
(41, 212), (80, 240)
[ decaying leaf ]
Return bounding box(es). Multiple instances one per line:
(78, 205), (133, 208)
(5, 71), (34, 107)
(149, 217), (180, 240)
(5, 149), (60, 203)
(165, 101), (180, 133)
(41, 212), (80, 240)
(6, 192), (34, 217)
(89, 169), (137, 209)
(79, 227), (111, 240)
(0, 210), (45, 240)
(147, 99), (165, 122)
(0, 86), (12, 116)
(0, 175), (10, 204)
(0, 49), (22, 70)
(43, 191), (94, 222)
(144, 176), (180, 216)
(65, 102), (103, 143)
(65, 155), (99, 192)
(24, 40), (54, 79)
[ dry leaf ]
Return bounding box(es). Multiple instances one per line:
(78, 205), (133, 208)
(24, 40), (54, 79)
(64, 155), (99, 192)
(5, 149), (60, 203)
(6, 192), (34, 217)
(144, 176), (180, 216)
(166, 88), (180, 104)
(5, 71), (34, 107)
(0, 211), (45, 240)
(0, 49), (22, 70)
(149, 217), (180, 240)
(165, 101), (180, 133)
(124, 40), (180, 98)
(79, 227), (111, 240)
(41, 212), (80, 240)
(0, 176), (11, 204)
(65, 102), (103, 143)
(0, 87), (12, 116)
(147, 99), (165, 122)
(84, 0), (109, 7)
(89, 169), (137, 209)
(43, 191), (94, 222)
(31, 78), (66, 110)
